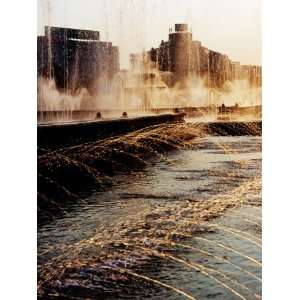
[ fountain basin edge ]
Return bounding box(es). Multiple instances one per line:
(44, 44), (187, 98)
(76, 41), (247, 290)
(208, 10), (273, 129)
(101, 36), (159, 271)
(38, 113), (186, 151)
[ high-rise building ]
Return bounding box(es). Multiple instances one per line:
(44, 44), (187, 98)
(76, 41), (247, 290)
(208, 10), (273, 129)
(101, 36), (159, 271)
(37, 26), (120, 96)
(130, 23), (262, 89)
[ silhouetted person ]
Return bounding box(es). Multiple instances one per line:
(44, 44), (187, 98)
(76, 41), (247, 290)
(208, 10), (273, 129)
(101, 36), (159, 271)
(221, 103), (226, 114)
(174, 108), (180, 113)
(122, 111), (128, 118)
(95, 112), (102, 119)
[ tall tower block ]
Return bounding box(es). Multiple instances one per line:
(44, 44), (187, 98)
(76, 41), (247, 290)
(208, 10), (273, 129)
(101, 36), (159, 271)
(169, 24), (192, 85)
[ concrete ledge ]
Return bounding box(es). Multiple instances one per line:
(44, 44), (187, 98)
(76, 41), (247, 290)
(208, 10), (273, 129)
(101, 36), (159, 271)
(38, 113), (186, 151)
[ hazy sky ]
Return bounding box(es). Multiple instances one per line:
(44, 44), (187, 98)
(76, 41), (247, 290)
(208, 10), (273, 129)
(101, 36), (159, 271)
(38, 0), (261, 69)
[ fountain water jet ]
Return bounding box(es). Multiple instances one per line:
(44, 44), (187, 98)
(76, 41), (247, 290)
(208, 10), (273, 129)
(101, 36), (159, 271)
(110, 267), (197, 300)
(171, 242), (262, 282)
(202, 223), (262, 247)
(194, 236), (262, 267)
(131, 245), (252, 300)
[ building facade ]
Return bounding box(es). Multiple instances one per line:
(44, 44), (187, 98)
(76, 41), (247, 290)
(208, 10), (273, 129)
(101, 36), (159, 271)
(37, 26), (120, 96)
(130, 24), (262, 89)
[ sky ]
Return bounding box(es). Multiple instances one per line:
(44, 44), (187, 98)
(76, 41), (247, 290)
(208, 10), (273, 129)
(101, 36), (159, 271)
(38, 0), (261, 69)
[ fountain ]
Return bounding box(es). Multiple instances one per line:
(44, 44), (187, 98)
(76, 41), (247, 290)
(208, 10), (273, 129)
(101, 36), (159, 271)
(37, 122), (262, 298)
(37, 5), (262, 298)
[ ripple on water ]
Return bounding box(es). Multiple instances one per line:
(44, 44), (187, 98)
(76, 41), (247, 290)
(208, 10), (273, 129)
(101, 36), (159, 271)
(38, 136), (262, 299)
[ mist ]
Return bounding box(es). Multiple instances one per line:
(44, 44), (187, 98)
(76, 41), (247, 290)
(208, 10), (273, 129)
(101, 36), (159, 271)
(38, 71), (261, 116)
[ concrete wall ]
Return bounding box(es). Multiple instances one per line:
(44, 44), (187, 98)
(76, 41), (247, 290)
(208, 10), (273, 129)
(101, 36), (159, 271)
(38, 113), (186, 151)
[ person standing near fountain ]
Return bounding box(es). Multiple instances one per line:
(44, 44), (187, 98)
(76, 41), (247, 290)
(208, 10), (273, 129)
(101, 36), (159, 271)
(95, 112), (102, 119)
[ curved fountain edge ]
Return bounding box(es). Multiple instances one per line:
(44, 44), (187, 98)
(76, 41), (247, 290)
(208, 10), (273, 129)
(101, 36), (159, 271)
(38, 113), (186, 151)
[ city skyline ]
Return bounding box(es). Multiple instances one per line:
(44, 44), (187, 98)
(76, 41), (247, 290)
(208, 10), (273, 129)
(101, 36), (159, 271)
(38, 0), (261, 69)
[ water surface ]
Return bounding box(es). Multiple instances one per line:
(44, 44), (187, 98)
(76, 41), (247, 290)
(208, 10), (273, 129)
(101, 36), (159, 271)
(38, 135), (261, 299)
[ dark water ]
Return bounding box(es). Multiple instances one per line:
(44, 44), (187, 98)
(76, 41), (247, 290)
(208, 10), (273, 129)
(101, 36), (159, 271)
(38, 135), (261, 299)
